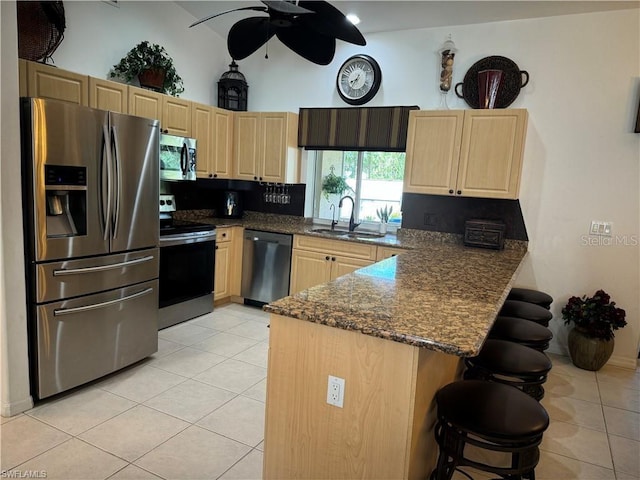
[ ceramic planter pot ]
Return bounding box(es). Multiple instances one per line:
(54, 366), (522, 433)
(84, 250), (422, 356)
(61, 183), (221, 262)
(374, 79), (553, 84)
(138, 68), (166, 92)
(567, 327), (614, 371)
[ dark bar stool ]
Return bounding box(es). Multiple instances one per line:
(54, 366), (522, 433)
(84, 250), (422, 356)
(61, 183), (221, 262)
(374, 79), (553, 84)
(508, 288), (553, 309)
(500, 300), (553, 327)
(489, 316), (553, 352)
(464, 339), (552, 400)
(431, 380), (549, 480)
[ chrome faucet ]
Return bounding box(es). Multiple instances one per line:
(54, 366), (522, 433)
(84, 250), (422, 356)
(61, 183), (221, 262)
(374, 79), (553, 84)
(329, 204), (338, 230)
(338, 195), (360, 232)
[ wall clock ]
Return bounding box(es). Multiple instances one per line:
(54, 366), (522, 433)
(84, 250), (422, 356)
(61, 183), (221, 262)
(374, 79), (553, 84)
(336, 54), (382, 105)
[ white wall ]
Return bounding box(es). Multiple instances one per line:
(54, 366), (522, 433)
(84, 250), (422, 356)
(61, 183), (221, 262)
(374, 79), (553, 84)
(52, 1), (230, 104)
(237, 10), (640, 367)
(1, 5), (638, 415)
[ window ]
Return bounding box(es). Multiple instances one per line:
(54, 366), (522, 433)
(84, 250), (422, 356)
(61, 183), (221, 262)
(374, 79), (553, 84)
(313, 150), (405, 228)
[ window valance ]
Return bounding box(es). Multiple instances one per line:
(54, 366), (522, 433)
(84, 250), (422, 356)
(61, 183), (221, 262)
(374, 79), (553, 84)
(297, 105), (419, 152)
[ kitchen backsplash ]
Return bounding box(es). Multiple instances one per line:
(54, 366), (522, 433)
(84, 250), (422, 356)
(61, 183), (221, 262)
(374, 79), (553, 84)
(401, 193), (528, 241)
(165, 179), (306, 217)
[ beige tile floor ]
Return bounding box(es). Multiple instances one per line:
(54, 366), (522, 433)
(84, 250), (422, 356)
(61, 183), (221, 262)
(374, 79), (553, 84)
(1, 303), (638, 479)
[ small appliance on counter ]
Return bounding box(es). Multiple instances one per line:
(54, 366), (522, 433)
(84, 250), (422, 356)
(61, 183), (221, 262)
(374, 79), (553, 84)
(464, 219), (506, 250)
(158, 194), (216, 329)
(221, 190), (242, 218)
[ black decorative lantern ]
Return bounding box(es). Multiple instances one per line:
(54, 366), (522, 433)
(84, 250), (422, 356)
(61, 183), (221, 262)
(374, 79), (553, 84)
(218, 60), (248, 111)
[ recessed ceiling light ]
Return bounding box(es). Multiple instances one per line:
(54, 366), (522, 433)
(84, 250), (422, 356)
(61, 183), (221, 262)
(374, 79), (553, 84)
(346, 13), (360, 25)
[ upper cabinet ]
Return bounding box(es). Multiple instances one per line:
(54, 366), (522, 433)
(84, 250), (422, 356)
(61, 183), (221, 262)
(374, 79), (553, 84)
(193, 103), (233, 179)
(89, 77), (128, 113)
(404, 109), (528, 199)
(128, 85), (192, 135)
(24, 61), (88, 105)
(128, 85), (163, 122)
(233, 112), (299, 183)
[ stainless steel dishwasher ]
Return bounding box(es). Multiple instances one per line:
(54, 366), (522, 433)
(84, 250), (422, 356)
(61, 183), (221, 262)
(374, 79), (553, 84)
(241, 230), (292, 305)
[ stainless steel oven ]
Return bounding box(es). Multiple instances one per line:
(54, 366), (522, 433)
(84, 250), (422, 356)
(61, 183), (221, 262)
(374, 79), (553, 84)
(159, 227), (216, 329)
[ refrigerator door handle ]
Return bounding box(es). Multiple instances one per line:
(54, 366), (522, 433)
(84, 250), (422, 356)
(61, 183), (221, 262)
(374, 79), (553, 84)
(53, 287), (154, 316)
(111, 126), (121, 239)
(102, 124), (113, 241)
(53, 255), (155, 276)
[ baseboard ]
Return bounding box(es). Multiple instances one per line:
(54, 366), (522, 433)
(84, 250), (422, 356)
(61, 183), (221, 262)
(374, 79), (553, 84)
(230, 296), (244, 304)
(214, 297), (231, 307)
(607, 355), (639, 370)
(1, 395), (34, 418)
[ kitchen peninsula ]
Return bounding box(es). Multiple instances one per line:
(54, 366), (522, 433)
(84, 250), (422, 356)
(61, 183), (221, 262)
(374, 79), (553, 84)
(263, 242), (527, 479)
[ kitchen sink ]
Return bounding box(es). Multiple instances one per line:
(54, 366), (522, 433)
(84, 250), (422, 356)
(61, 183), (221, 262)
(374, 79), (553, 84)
(309, 228), (385, 239)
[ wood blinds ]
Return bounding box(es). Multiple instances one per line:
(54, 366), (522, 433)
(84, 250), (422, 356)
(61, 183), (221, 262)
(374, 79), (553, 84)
(297, 106), (419, 152)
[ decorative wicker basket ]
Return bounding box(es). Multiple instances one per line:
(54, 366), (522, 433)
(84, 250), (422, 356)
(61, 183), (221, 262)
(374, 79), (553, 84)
(17, 1), (66, 63)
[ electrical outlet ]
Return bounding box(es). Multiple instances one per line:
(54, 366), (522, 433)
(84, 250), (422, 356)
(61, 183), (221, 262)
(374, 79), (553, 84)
(327, 375), (345, 408)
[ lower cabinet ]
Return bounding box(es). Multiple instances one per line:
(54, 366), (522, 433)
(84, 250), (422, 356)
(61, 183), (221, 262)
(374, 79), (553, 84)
(214, 227), (242, 302)
(290, 235), (377, 294)
(376, 246), (409, 261)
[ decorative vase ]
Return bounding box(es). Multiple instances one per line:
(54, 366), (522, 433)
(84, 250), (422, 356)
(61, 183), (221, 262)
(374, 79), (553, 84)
(379, 222), (388, 235)
(138, 68), (166, 91)
(567, 327), (614, 371)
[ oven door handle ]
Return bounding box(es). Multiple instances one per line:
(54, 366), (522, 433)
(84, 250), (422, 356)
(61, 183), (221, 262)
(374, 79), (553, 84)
(53, 287), (154, 316)
(160, 232), (216, 247)
(53, 255), (155, 276)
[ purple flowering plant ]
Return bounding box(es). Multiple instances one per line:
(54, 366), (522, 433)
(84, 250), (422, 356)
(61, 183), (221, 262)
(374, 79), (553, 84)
(562, 290), (626, 341)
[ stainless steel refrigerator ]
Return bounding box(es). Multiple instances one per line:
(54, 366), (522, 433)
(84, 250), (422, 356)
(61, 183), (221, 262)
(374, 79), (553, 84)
(21, 98), (160, 400)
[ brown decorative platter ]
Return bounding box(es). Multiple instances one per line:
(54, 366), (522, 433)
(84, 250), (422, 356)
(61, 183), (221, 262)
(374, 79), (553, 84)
(454, 56), (529, 109)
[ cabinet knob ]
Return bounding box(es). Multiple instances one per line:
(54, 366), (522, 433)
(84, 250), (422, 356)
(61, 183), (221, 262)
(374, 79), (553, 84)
(254, 176), (258, 181)
(259, 176), (263, 181)
(215, 245), (219, 250)
(213, 173), (217, 178)
(331, 257), (336, 262)
(222, 233), (226, 237)
(449, 189), (454, 194)
(208, 174), (213, 178)
(325, 256), (330, 261)
(457, 190), (462, 195)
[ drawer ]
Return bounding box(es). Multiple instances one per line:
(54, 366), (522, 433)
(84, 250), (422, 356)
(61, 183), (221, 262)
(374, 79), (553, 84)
(376, 246), (409, 261)
(216, 227), (233, 243)
(294, 235), (377, 261)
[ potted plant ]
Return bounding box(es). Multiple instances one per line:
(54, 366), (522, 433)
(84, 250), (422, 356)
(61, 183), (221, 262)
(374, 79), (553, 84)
(376, 205), (393, 234)
(109, 41), (184, 96)
(321, 167), (352, 200)
(561, 289), (626, 371)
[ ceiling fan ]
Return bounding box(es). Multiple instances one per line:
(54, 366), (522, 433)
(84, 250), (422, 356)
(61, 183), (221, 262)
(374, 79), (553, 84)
(189, 1), (366, 65)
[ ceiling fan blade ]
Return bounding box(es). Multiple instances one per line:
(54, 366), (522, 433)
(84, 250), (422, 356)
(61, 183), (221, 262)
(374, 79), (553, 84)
(262, 1), (313, 15)
(189, 6), (267, 28)
(298, 1), (366, 46)
(275, 25), (335, 65)
(228, 17), (276, 60)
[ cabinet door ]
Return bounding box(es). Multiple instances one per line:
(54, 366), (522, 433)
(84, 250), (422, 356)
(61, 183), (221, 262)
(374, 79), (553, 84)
(162, 96), (192, 136)
(290, 249), (332, 295)
(214, 242), (231, 300)
(233, 112), (261, 180)
(128, 86), (162, 122)
(403, 110), (464, 195)
(27, 61), (88, 105)
(457, 109), (528, 199)
(213, 107), (233, 179)
(261, 112), (288, 183)
(89, 77), (128, 113)
(331, 257), (374, 280)
(192, 102), (214, 178)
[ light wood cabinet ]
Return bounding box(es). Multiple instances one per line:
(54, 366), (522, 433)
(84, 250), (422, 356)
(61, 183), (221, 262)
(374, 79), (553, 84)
(25, 61), (88, 105)
(128, 85), (163, 122)
(214, 227), (242, 302)
(162, 96), (191, 136)
(193, 103), (233, 179)
(89, 77), (128, 113)
(290, 235), (376, 294)
(233, 111), (299, 183)
(404, 109), (527, 199)
(376, 246), (409, 261)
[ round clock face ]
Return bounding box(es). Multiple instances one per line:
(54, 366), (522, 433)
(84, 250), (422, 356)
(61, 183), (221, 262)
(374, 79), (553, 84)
(336, 54), (382, 105)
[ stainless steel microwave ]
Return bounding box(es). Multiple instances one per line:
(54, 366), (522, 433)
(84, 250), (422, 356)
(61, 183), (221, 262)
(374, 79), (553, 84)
(160, 134), (196, 181)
